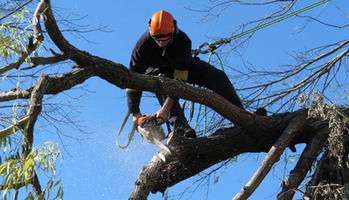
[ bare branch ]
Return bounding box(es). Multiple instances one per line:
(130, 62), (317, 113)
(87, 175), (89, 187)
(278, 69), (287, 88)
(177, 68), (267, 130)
(0, 0), (46, 75)
(0, 89), (32, 102)
(0, 0), (32, 22)
(241, 39), (349, 112)
(0, 39), (41, 74)
(0, 116), (29, 140)
(25, 53), (73, 69)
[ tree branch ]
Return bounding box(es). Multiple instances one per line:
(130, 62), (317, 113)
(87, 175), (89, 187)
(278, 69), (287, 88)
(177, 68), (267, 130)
(0, 175), (34, 190)
(0, 89), (32, 102)
(233, 115), (307, 200)
(0, 0), (46, 75)
(0, 39), (41, 75)
(0, 0), (32, 22)
(278, 126), (330, 200)
(20, 75), (52, 197)
(0, 116), (29, 140)
(26, 53), (73, 69)
(128, 109), (333, 199)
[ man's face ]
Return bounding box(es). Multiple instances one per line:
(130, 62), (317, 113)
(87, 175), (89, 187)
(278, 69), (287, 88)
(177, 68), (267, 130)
(154, 36), (172, 48)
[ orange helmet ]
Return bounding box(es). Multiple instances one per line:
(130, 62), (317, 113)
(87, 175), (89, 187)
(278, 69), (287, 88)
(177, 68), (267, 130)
(149, 10), (176, 40)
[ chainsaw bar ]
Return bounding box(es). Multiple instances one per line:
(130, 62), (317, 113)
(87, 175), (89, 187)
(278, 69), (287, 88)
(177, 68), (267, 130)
(153, 138), (171, 154)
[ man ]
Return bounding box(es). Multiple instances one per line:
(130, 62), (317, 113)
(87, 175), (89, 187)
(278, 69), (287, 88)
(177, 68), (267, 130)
(127, 10), (244, 138)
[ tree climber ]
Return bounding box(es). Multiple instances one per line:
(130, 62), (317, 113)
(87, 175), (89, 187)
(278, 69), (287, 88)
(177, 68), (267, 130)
(126, 10), (244, 138)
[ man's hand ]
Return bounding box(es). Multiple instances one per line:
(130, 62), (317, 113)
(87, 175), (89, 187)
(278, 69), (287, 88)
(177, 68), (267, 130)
(155, 108), (169, 123)
(154, 97), (175, 122)
(132, 112), (142, 124)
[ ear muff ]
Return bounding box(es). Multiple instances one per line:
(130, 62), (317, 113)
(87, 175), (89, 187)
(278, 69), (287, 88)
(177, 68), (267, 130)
(173, 19), (179, 36)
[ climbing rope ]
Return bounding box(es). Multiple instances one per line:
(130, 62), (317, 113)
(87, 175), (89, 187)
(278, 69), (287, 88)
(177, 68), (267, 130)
(190, 0), (329, 127)
(193, 0), (330, 56)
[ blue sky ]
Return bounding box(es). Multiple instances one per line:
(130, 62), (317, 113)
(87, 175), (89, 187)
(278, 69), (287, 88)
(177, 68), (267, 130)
(9, 0), (348, 199)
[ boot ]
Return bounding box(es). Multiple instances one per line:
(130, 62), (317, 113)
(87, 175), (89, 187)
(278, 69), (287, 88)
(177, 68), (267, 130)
(255, 107), (267, 116)
(174, 124), (197, 138)
(172, 116), (197, 138)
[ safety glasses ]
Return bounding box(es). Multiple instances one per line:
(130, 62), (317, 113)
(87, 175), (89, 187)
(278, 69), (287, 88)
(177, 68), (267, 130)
(151, 33), (172, 41)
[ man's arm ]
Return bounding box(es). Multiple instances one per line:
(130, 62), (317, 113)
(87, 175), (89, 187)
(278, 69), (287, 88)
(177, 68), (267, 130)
(127, 88), (143, 123)
(155, 97), (175, 122)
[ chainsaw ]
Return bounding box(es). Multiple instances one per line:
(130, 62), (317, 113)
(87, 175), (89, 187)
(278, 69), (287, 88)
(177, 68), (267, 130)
(116, 112), (171, 155)
(136, 115), (165, 143)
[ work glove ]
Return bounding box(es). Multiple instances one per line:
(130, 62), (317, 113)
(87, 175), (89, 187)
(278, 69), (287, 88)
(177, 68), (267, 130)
(173, 69), (188, 81)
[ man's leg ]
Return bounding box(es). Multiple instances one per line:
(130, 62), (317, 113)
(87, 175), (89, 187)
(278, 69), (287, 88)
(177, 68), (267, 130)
(187, 58), (244, 109)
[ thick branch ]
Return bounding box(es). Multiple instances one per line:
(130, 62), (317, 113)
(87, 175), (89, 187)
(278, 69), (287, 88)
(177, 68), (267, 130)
(233, 115), (307, 200)
(278, 126), (329, 200)
(41, 0), (81, 60)
(129, 109), (330, 199)
(31, 172), (43, 199)
(303, 149), (328, 198)
(24, 74), (50, 149)
(158, 76), (270, 130)
(32, 0), (46, 41)
(21, 75), (52, 197)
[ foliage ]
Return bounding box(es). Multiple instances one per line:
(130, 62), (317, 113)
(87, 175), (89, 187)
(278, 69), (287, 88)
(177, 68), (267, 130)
(0, 142), (62, 200)
(0, 7), (30, 63)
(1, 1), (64, 199)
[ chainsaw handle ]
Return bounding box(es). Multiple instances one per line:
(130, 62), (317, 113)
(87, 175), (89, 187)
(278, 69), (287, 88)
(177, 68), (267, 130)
(154, 116), (165, 126)
(136, 114), (151, 125)
(138, 115), (165, 127)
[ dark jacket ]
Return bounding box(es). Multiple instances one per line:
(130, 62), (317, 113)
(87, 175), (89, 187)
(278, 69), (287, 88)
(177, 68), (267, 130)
(127, 30), (192, 114)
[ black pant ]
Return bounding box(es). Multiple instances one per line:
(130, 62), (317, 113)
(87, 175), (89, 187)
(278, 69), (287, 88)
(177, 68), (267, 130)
(187, 58), (243, 109)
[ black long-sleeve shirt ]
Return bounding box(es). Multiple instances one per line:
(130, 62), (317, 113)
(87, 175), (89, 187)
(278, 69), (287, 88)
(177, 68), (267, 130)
(127, 30), (192, 114)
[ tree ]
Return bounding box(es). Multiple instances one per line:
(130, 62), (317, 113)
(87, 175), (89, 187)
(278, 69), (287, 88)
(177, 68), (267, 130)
(0, 0), (348, 199)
